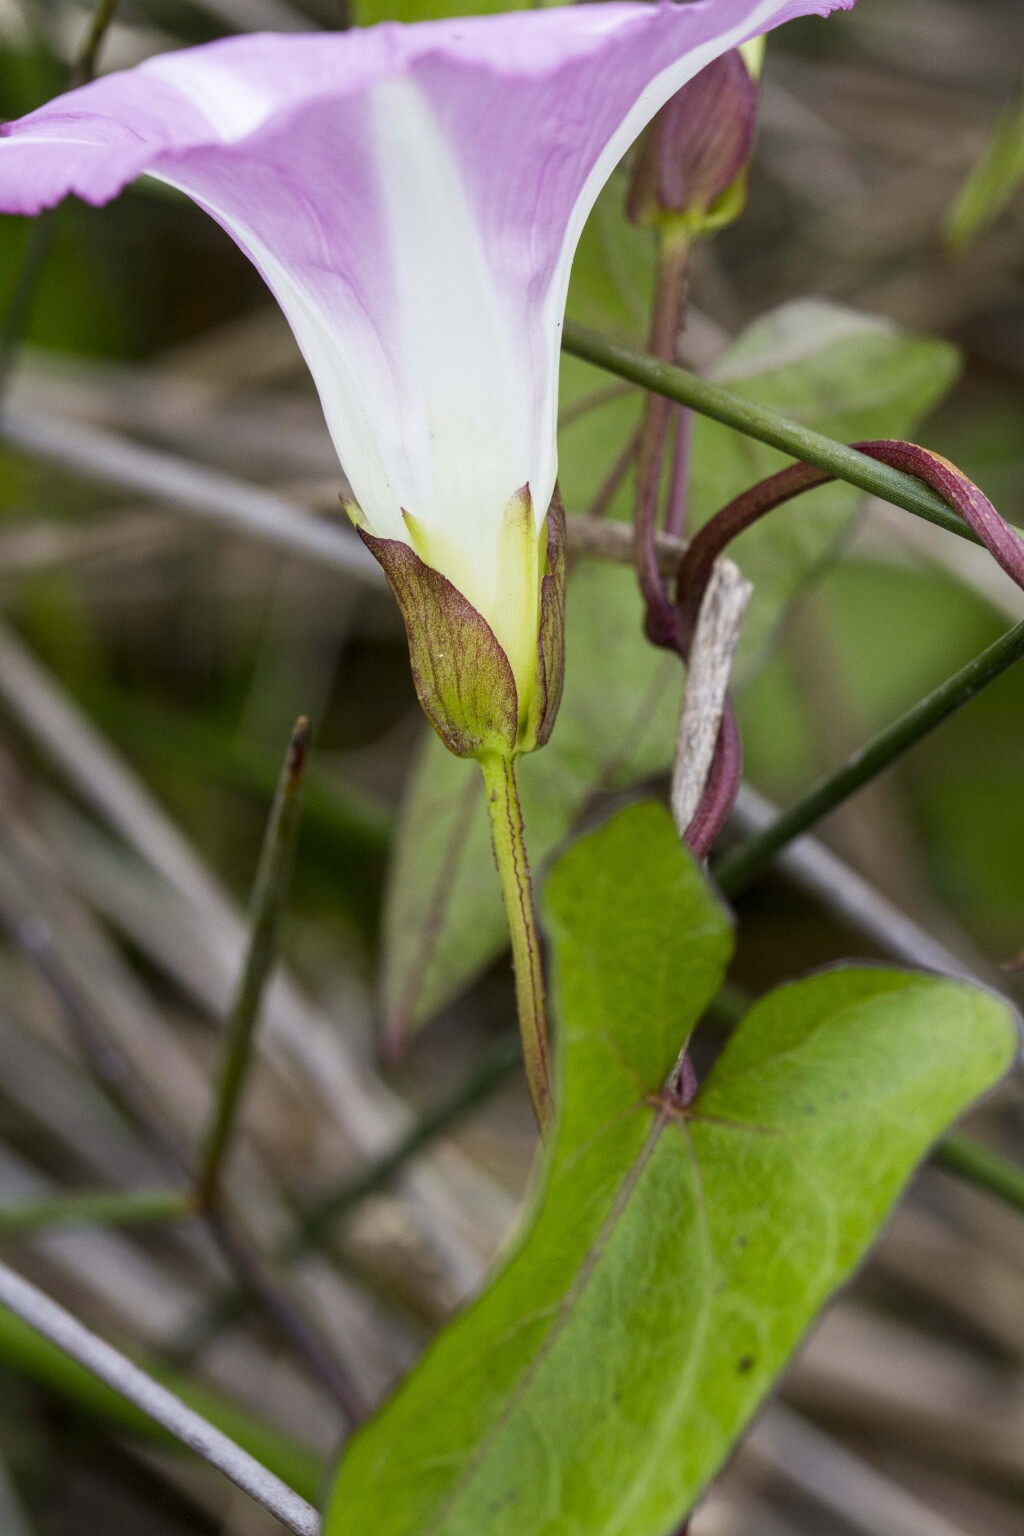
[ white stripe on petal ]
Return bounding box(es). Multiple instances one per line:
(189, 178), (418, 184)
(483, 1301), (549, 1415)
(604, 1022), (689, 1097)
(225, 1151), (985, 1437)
(369, 76), (535, 622)
(142, 51), (279, 142)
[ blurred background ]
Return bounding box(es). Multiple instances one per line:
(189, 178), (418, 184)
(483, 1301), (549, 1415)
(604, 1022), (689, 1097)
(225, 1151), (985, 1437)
(0, 0), (1023, 1531)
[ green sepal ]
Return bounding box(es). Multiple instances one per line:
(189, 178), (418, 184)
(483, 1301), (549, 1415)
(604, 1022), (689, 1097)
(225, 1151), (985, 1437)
(520, 488), (567, 753)
(359, 528), (519, 760)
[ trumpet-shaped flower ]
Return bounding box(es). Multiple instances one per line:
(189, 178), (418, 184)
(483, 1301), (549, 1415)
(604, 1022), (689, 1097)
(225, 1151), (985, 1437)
(0, 0), (851, 758)
(0, 0), (855, 1125)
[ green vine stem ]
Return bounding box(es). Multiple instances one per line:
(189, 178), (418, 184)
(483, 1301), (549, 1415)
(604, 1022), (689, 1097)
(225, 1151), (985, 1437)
(714, 615), (1024, 895)
(196, 716), (310, 1213)
(934, 1134), (1024, 1217)
(561, 319), (998, 550)
(0, 1188), (189, 1240)
(479, 752), (553, 1129)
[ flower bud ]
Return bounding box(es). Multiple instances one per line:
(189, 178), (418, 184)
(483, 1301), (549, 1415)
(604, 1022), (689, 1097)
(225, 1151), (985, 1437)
(627, 48), (759, 238)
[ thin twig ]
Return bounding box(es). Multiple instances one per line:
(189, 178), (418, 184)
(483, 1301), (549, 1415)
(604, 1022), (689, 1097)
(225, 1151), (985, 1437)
(671, 558), (752, 837)
(0, 1261), (320, 1536)
(714, 617), (1024, 895)
(633, 230), (691, 645)
(70, 0), (120, 87)
(196, 717), (310, 1213)
(0, 1189), (189, 1240)
(566, 514), (683, 570)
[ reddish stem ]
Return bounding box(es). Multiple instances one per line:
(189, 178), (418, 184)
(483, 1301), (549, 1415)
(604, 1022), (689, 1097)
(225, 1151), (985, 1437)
(672, 440), (1024, 860)
(635, 233), (691, 646)
(677, 442), (1024, 651)
(683, 698), (743, 859)
(676, 460), (828, 648)
(664, 403), (694, 541)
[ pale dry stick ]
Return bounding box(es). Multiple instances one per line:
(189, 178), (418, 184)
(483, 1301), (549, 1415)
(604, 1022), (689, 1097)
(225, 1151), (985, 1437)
(0, 771), (373, 1413)
(0, 1141), (196, 1342)
(747, 1404), (976, 1536)
(0, 1008), (168, 1194)
(0, 1261), (320, 1536)
(689, 1493), (801, 1536)
(0, 512), (185, 580)
(878, 1202), (1024, 1362)
(729, 783), (1002, 986)
(565, 515), (685, 574)
(0, 796), (240, 1169)
(0, 409), (384, 587)
(0, 620), (503, 1298)
(671, 558), (752, 837)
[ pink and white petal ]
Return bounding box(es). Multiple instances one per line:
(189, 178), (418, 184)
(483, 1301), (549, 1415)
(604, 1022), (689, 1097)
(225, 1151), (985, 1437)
(0, 0), (854, 635)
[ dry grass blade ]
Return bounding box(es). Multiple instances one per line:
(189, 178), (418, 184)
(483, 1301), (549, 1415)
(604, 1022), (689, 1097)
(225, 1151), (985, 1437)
(0, 618), (508, 1300)
(729, 784), (1004, 988)
(789, 1301), (1024, 1482)
(748, 1404), (976, 1536)
(0, 409), (383, 585)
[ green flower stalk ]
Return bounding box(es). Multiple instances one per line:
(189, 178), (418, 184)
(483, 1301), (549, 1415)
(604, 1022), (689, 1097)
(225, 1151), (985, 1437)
(363, 495), (565, 1126)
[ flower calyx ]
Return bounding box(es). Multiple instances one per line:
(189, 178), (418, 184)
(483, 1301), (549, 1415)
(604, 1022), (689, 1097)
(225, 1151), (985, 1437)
(358, 487), (566, 762)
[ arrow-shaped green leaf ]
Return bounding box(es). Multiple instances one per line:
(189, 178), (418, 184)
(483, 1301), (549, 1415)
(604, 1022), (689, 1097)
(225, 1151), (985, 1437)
(328, 801), (1016, 1536)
